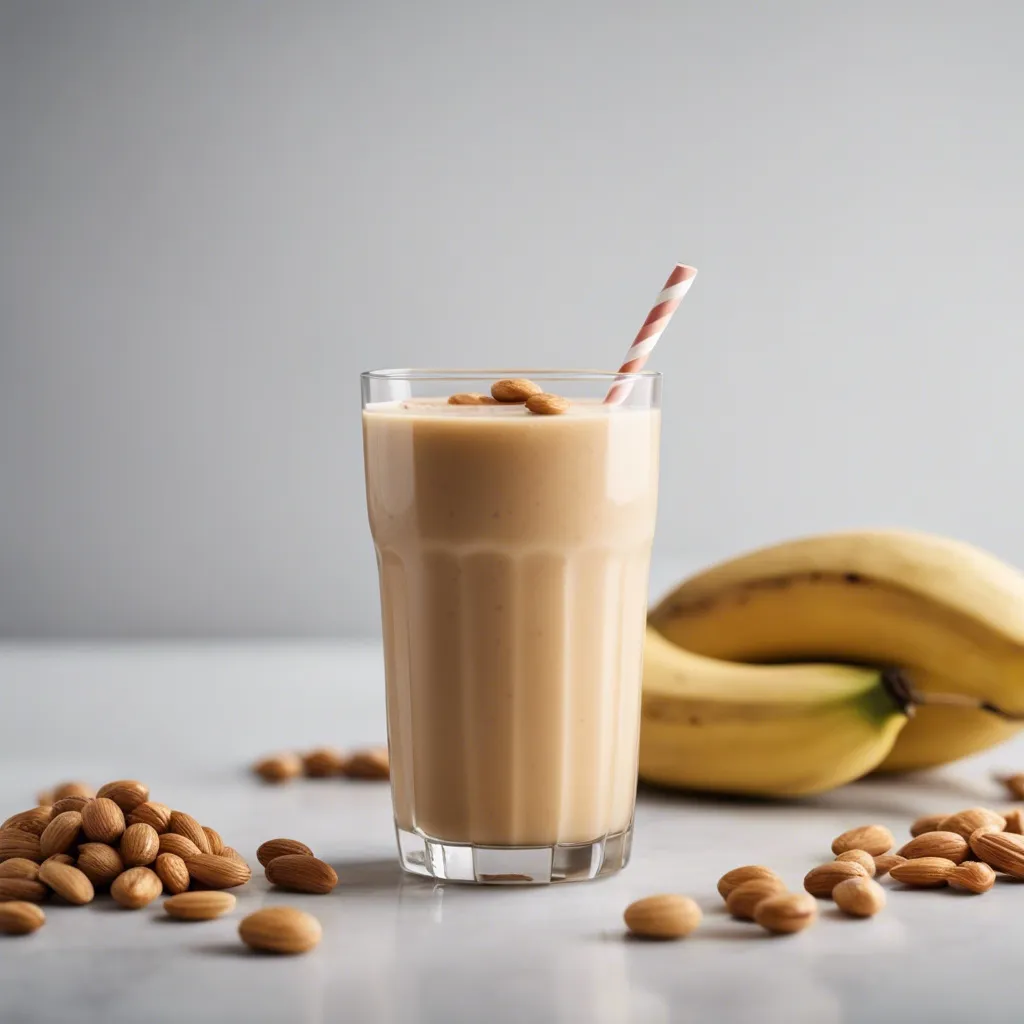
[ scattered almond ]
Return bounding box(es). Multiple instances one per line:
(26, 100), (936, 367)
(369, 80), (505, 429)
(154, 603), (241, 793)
(110, 867), (162, 909)
(939, 808), (1006, 840)
(164, 891), (237, 921)
(36, 791), (54, 808)
(525, 392), (570, 416)
(168, 812), (212, 854)
(38, 860), (94, 905)
(120, 823), (160, 867)
(717, 865), (781, 900)
(202, 827), (225, 856)
(302, 748), (345, 778)
(80, 798), (125, 844)
(1004, 809), (1024, 835)
(221, 846), (247, 864)
(253, 753), (303, 784)
(0, 902), (45, 935)
(39, 811), (82, 860)
(43, 853), (75, 866)
(623, 894), (702, 939)
(804, 861), (869, 898)
(239, 906), (322, 955)
(897, 831), (969, 864)
(949, 861), (996, 893)
(266, 855), (338, 895)
(909, 813), (947, 837)
(754, 893), (818, 935)
(257, 838), (315, 868)
(889, 857), (956, 887)
(50, 796), (92, 815)
(187, 853), (251, 890)
(831, 825), (894, 857)
(53, 782), (94, 802)
(491, 378), (543, 403)
(835, 850), (876, 876)
(1, 808), (53, 836)
(873, 854), (906, 878)
(832, 877), (886, 917)
(342, 748), (390, 780)
(0, 859), (40, 880)
(0, 831), (41, 864)
(969, 829), (1024, 877)
(996, 772), (1024, 800)
(154, 853), (190, 895)
(158, 832), (202, 861)
(0, 878), (48, 903)
(96, 780), (149, 813)
(447, 393), (495, 405)
(76, 844), (124, 889)
(128, 802), (172, 833)
(725, 877), (786, 920)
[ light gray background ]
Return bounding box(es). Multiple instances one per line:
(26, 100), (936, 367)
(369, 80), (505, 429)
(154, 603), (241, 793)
(2, 1), (1023, 638)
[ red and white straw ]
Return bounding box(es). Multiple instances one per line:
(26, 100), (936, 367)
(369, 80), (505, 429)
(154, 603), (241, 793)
(605, 263), (698, 403)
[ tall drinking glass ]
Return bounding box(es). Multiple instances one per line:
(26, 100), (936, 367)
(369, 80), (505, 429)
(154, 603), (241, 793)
(362, 370), (661, 883)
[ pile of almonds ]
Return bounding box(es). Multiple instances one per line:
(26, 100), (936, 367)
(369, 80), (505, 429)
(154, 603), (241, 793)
(449, 378), (570, 416)
(622, 803), (1024, 941)
(253, 746), (389, 784)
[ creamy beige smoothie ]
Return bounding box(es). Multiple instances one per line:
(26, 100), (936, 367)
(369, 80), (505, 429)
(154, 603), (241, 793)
(363, 391), (659, 868)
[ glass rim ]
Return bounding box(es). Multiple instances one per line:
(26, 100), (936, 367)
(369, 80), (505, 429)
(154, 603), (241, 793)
(361, 367), (661, 382)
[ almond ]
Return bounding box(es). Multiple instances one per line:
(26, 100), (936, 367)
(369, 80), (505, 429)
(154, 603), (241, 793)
(53, 781), (94, 801)
(969, 829), (1024, 877)
(50, 796), (92, 815)
(831, 825), (894, 857)
(221, 846), (247, 864)
(0, 878), (48, 903)
(0, 901), (45, 935)
(939, 807), (1006, 840)
(257, 838), (315, 868)
(949, 861), (997, 894)
(202, 827), (225, 856)
(716, 865), (781, 900)
(252, 753), (302, 784)
(168, 812), (212, 854)
(128, 802), (172, 833)
(873, 854), (906, 878)
(187, 853), (251, 889)
(623, 894), (702, 939)
(0, 831), (41, 864)
(110, 867), (162, 909)
(76, 844), (124, 888)
(910, 813), (948, 837)
(43, 853), (75, 866)
(491, 378), (543, 403)
(120, 823), (160, 867)
(754, 893), (818, 934)
(447, 393), (495, 405)
(835, 850), (876, 876)
(36, 790), (54, 807)
(38, 860), (94, 905)
(0, 858), (40, 880)
(80, 798), (126, 844)
(996, 772), (1024, 800)
(266, 855), (338, 895)
(889, 856), (956, 887)
(342, 748), (390, 780)
(897, 831), (969, 864)
(164, 891), (236, 921)
(2, 807), (53, 836)
(239, 906), (322, 954)
(525, 392), (570, 416)
(725, 877), (786, 920)
(39, 811), (82, 860)
(301, 748), (345, 777)
(96, 780), (149, 813)
(803, 861), (869, 898)
(154, 853), (190, 894)
(832, 877), (886, 917)
(158, 832), (202, 861)
(1004, 809), (1024, 835)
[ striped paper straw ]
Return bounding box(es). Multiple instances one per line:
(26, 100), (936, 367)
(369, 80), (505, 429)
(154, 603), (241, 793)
(605, 263), (698, 403)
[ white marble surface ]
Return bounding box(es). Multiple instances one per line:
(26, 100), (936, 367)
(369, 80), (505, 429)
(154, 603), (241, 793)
(2, 642), (1023, 1024)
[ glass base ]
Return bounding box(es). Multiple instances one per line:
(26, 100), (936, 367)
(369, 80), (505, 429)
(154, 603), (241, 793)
(395, 823), (632, 884)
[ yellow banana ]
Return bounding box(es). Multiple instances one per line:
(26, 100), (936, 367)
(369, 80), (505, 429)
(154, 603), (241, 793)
(648, 529), (1024, 772)
(639, 627), (909, 797)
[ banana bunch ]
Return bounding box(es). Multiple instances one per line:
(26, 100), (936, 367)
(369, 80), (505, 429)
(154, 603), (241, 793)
(641, 529), (1024, 797)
